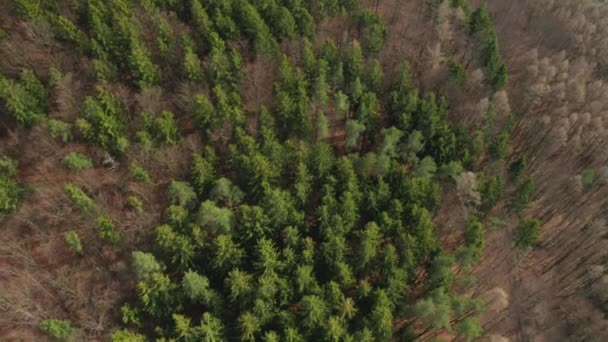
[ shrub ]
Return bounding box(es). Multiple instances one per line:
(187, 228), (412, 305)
(581, 169), (596, 187)
(457, 317), (483, 341)
(63, 152), (93, 170)
(128, 40), (161, 89)
(512, 177), (535, 213)
(0, 71), (46, 126)
(168, 181), (197, 209)
(448, 59), (467, 85)
(128, 195), (144, 214)
(48, 119), (73, 142)
(197, 200), (235, 236)
(210, 178), (244, 207)
(0, 155), (20, 214)
(488, 131), (510, 161)
(358, 10), (388, 53)
(97, 216), (121, 245)
(515, 218), (541, 248)
(132, 251), (164, 279)
(111, 329), (146, 342)
(0, 175), (20, 214)
(508, 155), (526, 182)
(121, 303), (142, 326)
(167, 205), (188, 227)
(48, 15), (89, 52)
(77, 87), (129, 154)
(478, 174), (504, 212)
(40, 319), (73, 340)
(129, 163), (153, 184)
(20, 69), (47, 108)
(65, 183), (96, 213)
(141, 111), (181, 145)
(92, 59), (118, 83)
(64, 231), (83, 255)
(183, 46), (203, 81)
(234, 0), (278, 55)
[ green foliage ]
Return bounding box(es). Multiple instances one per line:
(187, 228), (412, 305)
(358, 222), (382, 269)
(182, 270), (215, 303)
(210, 178), (244, 207)
(129, 162), (153, 184)
(212, 234), (245, 272)
(137, 272), (180, 318)
(64, 231), (83, 255)
(413, 288), (453, 332)
(413, 156), (438, 179)
(274, 56), (311, 138)
(461, 216), (484, 263)
(515, 218), (541, 247)
(300, 295), (329, 330)
(132, 251), (164, 279)
(140, 111), (181, 145)
(235, 0), (279, 55)
(49, 15), (89, 52)
(469, 5), (492, 35)
(191, 152), (216, 194)
(0, 70), (47, 126)
(13, 0), (45, 20)
(92, 59), (118, 83)
(65, 183), (96, 213)
(128, 39), (161, 89)
(167, 205), (188, 227)
(448, 59), (467, 85)
(316, 112), (330, 141)
(357, 10), (388, 53)
(193, 94), (215, 131)
(156, 224), (197, 268)
(128, 195), (144, 214)
(63, 152), (93, 170)
(581, 169), (596, 187)
(488, 131), (510, 161)
(40, 319), (73, 340)
(197, 200), (235, 236)
(478, 174), (504, 212)
(429, 253), (456, 288)
(111, 329), (146, 342)
(457, 317), (483, 341)
(48, 119), (73, 142)
(345, 119), (365, 151)
(225, 268), (254, 302)
(183, 46), (203, 81)
(509, 155), (527, 182)
(63, 3), (485, 339)
(469, 4), (508, 89)
(344, 41), (364, 86)
(168, 181), (197, 209)
(512, 177), (535, 213)
(369, 290), (393, 341)
(0, 156), (21, 214)
(76, 87), (129, 154)
(450, 0), (469, 10)
(97, 216), (121, 245)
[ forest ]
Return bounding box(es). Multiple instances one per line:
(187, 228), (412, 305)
(0, 0), (607, 341)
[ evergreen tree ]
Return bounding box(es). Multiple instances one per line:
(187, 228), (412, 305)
(516, 218), (541, 247)
(357, 10), (388, 53)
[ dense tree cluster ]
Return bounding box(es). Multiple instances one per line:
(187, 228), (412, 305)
(0, 0), (522, 340)
(468, 3), (508, 89)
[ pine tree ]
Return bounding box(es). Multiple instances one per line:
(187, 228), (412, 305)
(515, 218), (541, 247)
